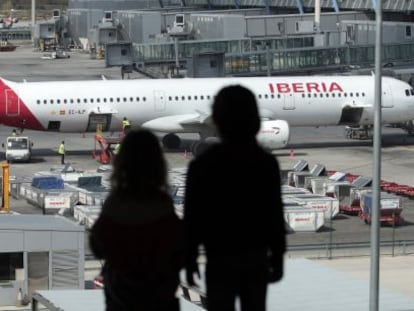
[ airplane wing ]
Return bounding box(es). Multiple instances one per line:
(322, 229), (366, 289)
(142, 112), (212, 132)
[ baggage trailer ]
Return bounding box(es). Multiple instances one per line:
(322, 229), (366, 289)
(359, 191), (404, 226)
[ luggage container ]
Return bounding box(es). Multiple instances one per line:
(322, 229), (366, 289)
(44, 192), (78, 213)
(284, 205), (325, 232)
(282, 185), (311, 195)
(9, 176), (32, 199)
(360, 191), (403, 226)
(288, 194), (339, 219)
(341, 187), (371, 215)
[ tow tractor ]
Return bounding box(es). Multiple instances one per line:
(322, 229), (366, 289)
(92, 125), (123, 164)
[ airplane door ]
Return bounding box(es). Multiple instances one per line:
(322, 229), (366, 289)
(283, 93), (295, 110)
(153, 90), (166, 112)
(382, 82), (394, 108)
(5, 89), (20, 116)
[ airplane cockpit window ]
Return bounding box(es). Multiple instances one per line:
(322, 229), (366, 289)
(405, 89), (410, 96)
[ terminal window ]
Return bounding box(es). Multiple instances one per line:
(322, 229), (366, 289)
(0, 252), (23, 281)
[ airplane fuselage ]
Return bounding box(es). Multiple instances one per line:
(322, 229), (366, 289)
(0, 75), (413, 134)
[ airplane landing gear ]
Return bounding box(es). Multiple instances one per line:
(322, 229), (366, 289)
(162, 133), (181, 149)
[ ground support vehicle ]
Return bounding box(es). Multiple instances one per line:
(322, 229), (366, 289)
(2, 135), (32, 163)
(359, 191), (404, 226)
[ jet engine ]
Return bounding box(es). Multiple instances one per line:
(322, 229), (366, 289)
(256, 120), (290, 150)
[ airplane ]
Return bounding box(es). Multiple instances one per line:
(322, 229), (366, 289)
(1, 75), (414, 155)
(0, 16), (18, 29)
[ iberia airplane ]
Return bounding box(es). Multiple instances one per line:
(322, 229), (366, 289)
(0, 75), (413, 154)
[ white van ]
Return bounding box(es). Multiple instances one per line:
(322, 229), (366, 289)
(3, 136), (33, 162)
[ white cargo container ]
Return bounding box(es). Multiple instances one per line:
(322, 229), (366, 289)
(289, 194), (340, 219)
(284, 206), (325, 232)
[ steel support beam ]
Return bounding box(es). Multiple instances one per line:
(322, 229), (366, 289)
(233, 0), (240, 9)
(331, 0), (340, 12)
(296, 0), (304, 15)
(371, 0), (376, 10)
(263, 0), (271, 15)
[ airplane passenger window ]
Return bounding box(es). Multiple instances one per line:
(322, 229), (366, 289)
(277, 94), (281, 99)
(188, 96), (191, 100)
(271, 94), (274, 99)
(43, 100), (47, 104)
(320, 94), (323, 98)
(207, 95), (211, 99)
(194, 96), (198, 100)
(116, 98), (120, 102)
(143, 97), (146, 101)
(50, 100), (54, 104)
(307, 94), (311, 98)
(181, 96), (185, 100)
(201, 96), (204, 100)
(97, 98), (100, 103)
(130, 97), (133, 102)
(356, 93), (359, 97)
(265, 94), (268, 99)
(175, 96), (179, 100)
(37, 100), (40, 104)
(332, 93), (335, 98)
(83, 99), (87, 103)
(314, 93), (317, 98)
(123, 98), (127, 102)
(362, 92), (366, 97)
(110, 98), (113, 103)
(326, 94), (329, 98)
(411, 89), (414, 95)
(103, 98), (106, 103)
(169, 96), (172, 101)
(258, 95), (262, 99)
(406, 90), (410, 96)
(338, 93), (341, 98)
(77, 99), (81, 103)
(63, 99), (67, 104)
(70, 99), (74, 104)
(90, 99), (94, 103)
(57, 99), (61, 104)
(350, 92), (353, 97)
(136, 97), (140, 102)
(344, 93), (347, 97)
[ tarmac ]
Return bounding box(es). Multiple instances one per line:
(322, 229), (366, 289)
(0, 42), (414, 310)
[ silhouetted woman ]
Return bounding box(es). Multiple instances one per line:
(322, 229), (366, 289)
(90, 129), (183, 311)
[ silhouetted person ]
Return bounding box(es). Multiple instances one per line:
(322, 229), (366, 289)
(90, 129), (184, 311)
(184, 85), (286, 311)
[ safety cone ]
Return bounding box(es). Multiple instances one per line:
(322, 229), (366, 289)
(16, 288), (23, 307)
(290, 149), (295, 159)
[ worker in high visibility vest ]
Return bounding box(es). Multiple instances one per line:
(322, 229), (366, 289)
(58, 141), (65, 164)
(122, 117), (131, 133)
(114, 143), (121, 155)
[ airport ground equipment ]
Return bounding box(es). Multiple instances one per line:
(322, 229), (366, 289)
(344, 125), (373, 140)
(359, 191), (404, 226)
(2, 135), (33, 163)
(92, 134), (122, 164)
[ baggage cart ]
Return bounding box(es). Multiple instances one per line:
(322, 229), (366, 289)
(359, 191), (404, 226)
